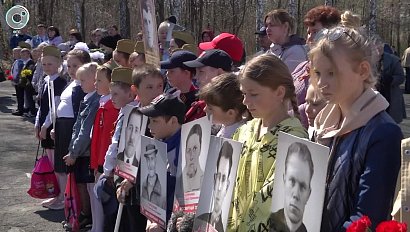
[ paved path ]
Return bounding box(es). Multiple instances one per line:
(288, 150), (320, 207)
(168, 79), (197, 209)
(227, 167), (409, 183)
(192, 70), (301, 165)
(1, 80), (410, 231)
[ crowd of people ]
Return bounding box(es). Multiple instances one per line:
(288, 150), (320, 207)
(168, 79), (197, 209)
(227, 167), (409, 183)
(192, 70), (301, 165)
(5, 4), (410, 232)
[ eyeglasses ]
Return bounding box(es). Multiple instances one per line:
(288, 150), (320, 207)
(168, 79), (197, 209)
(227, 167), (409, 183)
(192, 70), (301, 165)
(325, 27), (360, 46)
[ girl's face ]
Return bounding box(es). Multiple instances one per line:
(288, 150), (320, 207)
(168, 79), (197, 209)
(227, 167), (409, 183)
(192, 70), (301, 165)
(41, 56), (61, 75)
(32, 50), (41, 61)
(241, 78), (283, 121)
(66, 56), (83, 80)
(169, 39), (178, 54)
(305, 87), (327, 127)
(78, 71), (96, 93)
(202, 33), (211, 42)
(136, 76), (164, 107)
(48, 30), (56, 38)
(95, 69), (111, 96)
(113, 50), (129, 67)
(110, 85), (133, 109)
(205, 104), (232, 125)
(311, 51), (366, 110)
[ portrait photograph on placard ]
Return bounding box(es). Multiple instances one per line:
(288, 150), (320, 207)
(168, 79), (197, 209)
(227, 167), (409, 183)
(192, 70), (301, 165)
(139, 0), (160, 66)
(270, 132), (329, 232)
(140, 135), (167, 228)
(114, 104), (148, 183)
(193, 136), (243, 232)
(174, 116), (212, 213)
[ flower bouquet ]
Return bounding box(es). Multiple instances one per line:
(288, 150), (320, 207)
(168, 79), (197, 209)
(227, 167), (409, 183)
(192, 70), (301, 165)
(347, 216), (407, 232)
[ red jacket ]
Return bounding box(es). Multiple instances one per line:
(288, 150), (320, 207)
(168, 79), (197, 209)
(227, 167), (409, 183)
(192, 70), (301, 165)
(90, 99), (119, 170)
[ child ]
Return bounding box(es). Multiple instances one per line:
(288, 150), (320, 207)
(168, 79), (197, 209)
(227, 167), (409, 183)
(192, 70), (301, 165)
(19, 48), (37, 117)
(300, 84), (326, 139)
(63, 63), (100, 229)
(113, 39), (135, 68)
(89, 62), (119, 231)
(102, 67), (147, 231)
(34, 45), (68, 207)
(129, 41), (146, 69)
(310, 26), (402, 231)
(132, 64), (165, 107)
(227, 54), (308, 231)
(199, 73), (248, 138)
(10, 47), (24, 115)
(47, 49), (90, 210)
(138, 93), (186, 231)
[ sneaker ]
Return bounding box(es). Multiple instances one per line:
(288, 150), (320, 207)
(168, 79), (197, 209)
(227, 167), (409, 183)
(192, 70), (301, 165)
(78, 212), (92, 229)
(47, 200), (65, 210)
(11, 110), (23, 116)
(41, 198), (56, 208)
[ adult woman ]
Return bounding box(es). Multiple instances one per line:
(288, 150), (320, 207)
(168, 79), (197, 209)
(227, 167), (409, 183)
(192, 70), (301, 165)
(265, 9), (307, 73)
(46, 26), (63, 46)
(310, 26), (402, 231)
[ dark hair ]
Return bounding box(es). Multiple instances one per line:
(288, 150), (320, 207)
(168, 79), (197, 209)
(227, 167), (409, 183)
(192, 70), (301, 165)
(284, 142), (314, 185)
(67, 49), (91, 64)
(199, 73), (247, 121)
(174, 38), (187, 48)
(132, 64), (164, 88)
(304, 5), (341, 28)
(70, 32), (83, 42)
(110, 25), (118, 31)
(186, 124), (202, 150)
(216, 141), (233, 177)
(47, 26), (60, 37)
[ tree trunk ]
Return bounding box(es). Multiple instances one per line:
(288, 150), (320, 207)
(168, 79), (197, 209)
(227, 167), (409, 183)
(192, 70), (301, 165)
(119, 0), (130, 38)
(74, 0), (82, 32)
(288, 0), (297, 19)
(369, 0), (377, 36)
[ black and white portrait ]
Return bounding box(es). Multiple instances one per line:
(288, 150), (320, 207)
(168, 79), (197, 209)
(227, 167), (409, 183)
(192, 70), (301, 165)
(193, 136), (242, 232)
(140, 135), (167, 227)
(270, 132), (329, 232)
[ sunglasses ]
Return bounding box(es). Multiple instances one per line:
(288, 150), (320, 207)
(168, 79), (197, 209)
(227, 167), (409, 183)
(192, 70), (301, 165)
(325, 27), (360, 46)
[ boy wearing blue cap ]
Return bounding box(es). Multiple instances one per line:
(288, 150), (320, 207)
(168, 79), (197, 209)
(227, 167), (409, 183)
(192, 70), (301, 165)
(139, 93), (186, 230)
(160, 50), (197, 114)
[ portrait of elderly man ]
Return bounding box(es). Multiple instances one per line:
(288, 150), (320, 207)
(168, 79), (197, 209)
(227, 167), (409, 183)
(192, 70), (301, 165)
(270, 142), (314, 232)
(194, 141), (233, 232)
(117, 108), (142, 167)
(141, 143), (165, 208)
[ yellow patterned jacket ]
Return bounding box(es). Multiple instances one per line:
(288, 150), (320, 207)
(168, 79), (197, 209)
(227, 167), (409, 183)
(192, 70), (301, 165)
(227, 117), (307, 232)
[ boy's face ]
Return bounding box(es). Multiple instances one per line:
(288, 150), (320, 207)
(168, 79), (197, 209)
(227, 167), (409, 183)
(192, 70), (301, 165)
(113, 50), (129, 68)
(95, 69), (111, 96)
(136, 76), (164, 107)
(129, 53), (145, 69)
(148, 116), (173, 139)
(41, 55), (61, 76)
(20, 51), (31, 60)
(110, 85), (133, 109)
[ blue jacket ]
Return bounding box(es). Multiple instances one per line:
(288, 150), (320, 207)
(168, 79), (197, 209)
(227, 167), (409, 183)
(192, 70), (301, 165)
(68, 91), (100, 158)
(321, 111), (402, 231)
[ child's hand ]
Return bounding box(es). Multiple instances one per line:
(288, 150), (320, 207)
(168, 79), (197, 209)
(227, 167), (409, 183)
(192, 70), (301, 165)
(39, 125), (48, 139)
(176, 217), (183, 231)
(116, 187), (126, 204)
(146, 221), (164, 232)
(50, 129), (55, 140)
(120, 179), (134, 194)
(63, 154), (76, 166)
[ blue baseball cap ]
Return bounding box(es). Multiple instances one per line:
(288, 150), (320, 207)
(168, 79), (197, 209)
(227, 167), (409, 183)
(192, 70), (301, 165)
(160, 50), (197, 70)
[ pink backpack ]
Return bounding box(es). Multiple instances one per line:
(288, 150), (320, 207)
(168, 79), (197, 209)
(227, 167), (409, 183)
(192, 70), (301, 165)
(27, 148), (60, 199)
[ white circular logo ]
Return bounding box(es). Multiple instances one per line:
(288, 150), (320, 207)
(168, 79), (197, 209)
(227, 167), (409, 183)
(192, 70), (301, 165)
(5, 5), (30, 30)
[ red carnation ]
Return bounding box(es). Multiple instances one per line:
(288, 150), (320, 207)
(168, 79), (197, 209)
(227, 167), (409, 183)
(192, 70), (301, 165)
(5, 69), (10, 75)
(7, 75), (13, 81)
(376, 220), (407, 232)
(347, 216), (372, 232)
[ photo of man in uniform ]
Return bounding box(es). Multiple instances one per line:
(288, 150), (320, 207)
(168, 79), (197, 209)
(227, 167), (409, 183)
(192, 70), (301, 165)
(182, 124), (204, 192)
(117, 108), (142, 167)
(141, 0), (155, 50)
(141, 143), (165, 208)
(194, 141), (233, 232)
(270, 142), (313, 232)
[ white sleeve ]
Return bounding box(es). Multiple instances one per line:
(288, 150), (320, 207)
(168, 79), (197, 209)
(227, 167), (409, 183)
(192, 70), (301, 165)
(103, 115), (123, 176)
